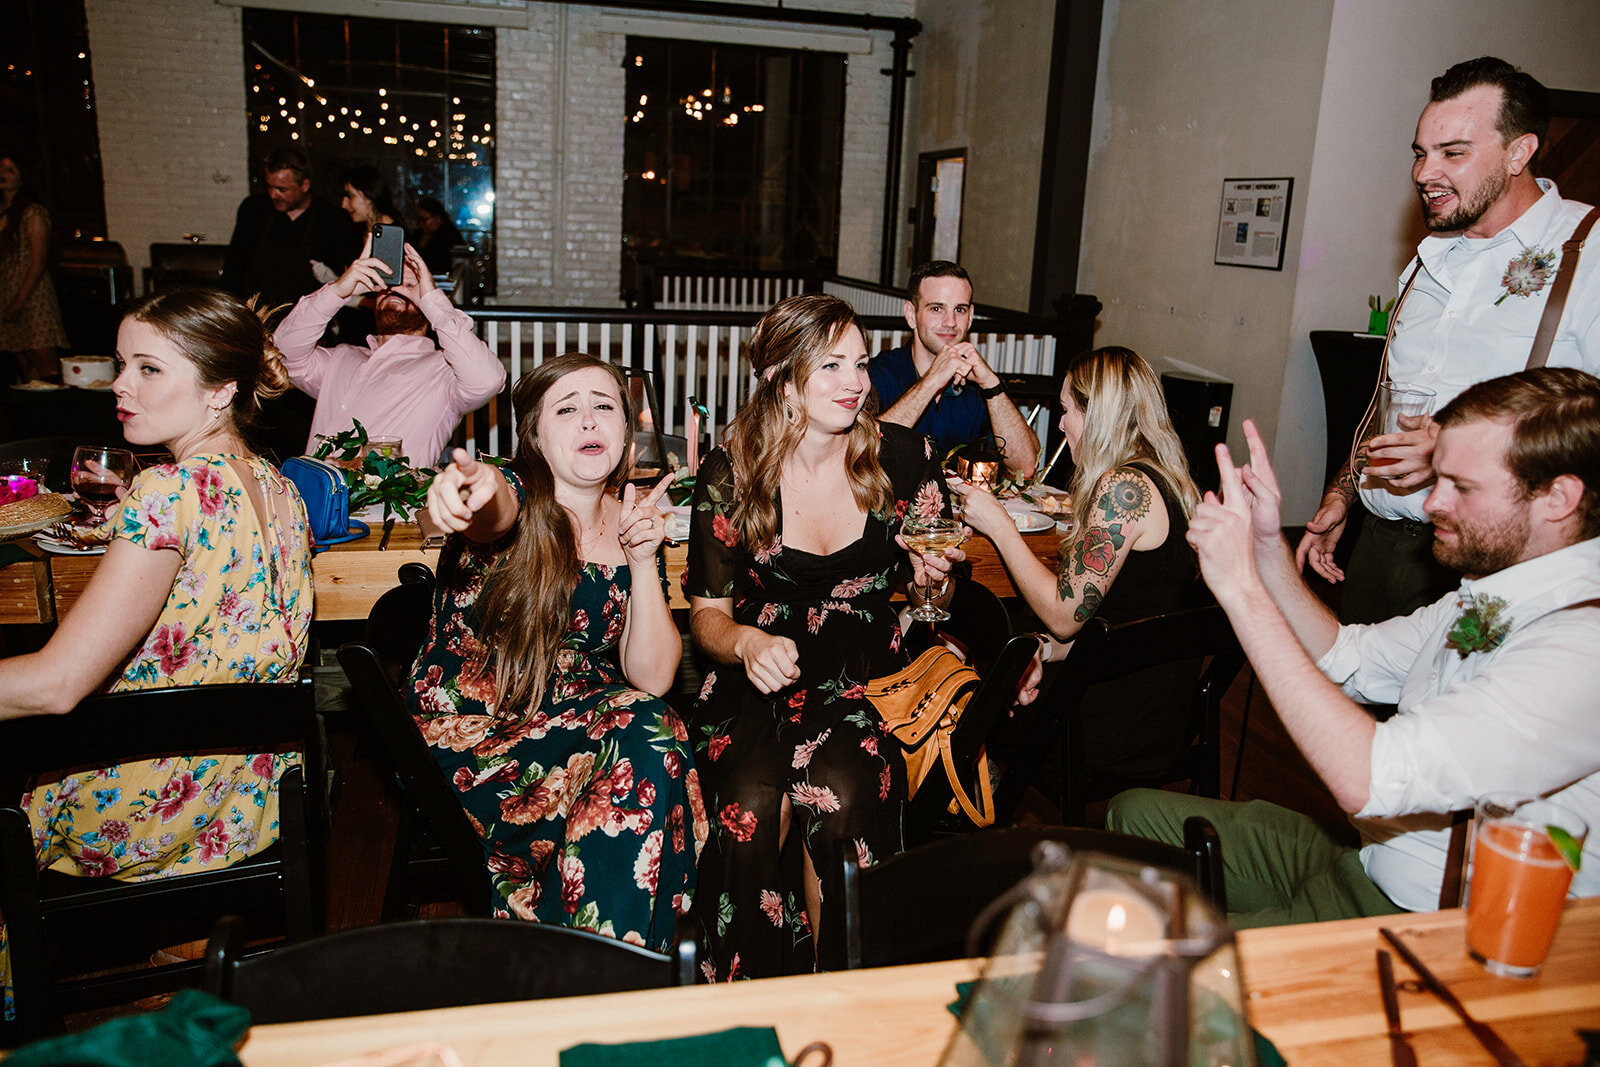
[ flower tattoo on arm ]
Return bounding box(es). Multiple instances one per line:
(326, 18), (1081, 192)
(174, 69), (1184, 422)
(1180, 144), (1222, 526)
(1054, 468), (1151, 619)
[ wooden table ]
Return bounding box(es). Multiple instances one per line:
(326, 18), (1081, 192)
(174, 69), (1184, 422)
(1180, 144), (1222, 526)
(1, 523), (1061, 624)
(235, 900), (1600, 1066)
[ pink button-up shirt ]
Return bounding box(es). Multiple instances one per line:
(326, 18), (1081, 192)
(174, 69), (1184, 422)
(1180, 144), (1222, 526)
(275, 285), (506, 465)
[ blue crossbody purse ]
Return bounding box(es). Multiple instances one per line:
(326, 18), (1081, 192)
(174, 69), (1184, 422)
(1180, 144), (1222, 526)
(281, 456), (369, 552)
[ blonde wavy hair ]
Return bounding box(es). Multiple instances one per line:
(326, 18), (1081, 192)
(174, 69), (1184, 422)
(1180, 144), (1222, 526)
(474, 353), (633, 719)
(1059, 346), (1200, 561)
(721, 294), (894, 548)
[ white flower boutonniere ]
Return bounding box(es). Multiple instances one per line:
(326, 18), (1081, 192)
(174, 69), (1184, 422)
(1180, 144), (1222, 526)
(1445, 593), (1512, 658)
(1496, 246), (1558, 306)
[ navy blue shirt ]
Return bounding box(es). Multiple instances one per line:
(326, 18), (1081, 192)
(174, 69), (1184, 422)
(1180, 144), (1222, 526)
(868, 343), (992, 461)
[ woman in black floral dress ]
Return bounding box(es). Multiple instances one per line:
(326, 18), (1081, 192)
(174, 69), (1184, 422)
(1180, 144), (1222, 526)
(410, 353), (708, 952)
(685, 294), (955, 979)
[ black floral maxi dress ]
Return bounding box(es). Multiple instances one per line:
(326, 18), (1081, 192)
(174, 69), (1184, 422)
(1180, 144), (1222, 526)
(407, 477), (709, 953)
(685, 423), (949, 979)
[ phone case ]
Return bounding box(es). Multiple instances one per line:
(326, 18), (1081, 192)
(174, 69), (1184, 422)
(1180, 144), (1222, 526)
(371, 224), (404, 286)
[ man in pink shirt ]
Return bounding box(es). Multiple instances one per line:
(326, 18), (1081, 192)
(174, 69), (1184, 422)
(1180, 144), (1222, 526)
(274, 241), (505, 465)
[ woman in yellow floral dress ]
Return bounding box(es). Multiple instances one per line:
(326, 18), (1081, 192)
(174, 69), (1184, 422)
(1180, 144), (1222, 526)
(0, 288), (314, 1020)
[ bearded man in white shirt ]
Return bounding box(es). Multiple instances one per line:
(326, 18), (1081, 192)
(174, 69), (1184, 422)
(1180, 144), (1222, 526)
(1298, 57), (1600, 623)
(1109, 367), (1600, 927)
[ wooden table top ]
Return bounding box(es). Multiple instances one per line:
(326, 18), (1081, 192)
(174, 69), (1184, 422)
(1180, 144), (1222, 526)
(234, 899), (1600, 1066)
(2, 521), (1062, 625)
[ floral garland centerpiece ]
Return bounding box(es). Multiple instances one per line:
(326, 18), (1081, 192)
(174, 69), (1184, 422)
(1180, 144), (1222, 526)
(312, 420), (437, 521)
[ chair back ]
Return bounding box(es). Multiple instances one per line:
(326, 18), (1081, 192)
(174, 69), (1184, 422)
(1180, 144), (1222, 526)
(337, 564), (491, 915)
(841, 818), (1225, 970)
(202, 913), (699, 1024)
(995, 604), (1245, 826)
(0, 676), (322, 1043)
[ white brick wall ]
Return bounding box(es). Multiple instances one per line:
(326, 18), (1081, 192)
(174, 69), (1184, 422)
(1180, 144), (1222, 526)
(85, 0), (908, 302)
(85, 0), (249, 275)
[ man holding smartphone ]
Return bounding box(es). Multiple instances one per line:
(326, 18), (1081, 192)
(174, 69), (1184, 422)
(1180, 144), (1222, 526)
(273, 236), (505, 465)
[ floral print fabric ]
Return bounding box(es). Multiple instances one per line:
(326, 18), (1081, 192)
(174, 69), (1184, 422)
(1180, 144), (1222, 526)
(3, 454), (314, 1022)
(407, 494), (707, 953)
(685, 423), (949, 980)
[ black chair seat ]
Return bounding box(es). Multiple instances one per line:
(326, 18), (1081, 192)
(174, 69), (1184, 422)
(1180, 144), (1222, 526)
(841, 819), (1225, 970)
(203, 913), (698, 1024)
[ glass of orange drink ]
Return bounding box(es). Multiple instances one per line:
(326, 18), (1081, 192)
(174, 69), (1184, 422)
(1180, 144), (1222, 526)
(1465, 792), (1587, 978)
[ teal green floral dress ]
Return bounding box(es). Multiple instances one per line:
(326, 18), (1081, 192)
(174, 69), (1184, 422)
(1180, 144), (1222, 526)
(407, 474), (708, 953)
(2, 454), (314, 1022)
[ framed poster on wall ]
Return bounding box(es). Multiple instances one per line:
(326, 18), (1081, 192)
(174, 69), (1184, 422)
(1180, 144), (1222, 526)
(1215, 177), (1293, 270)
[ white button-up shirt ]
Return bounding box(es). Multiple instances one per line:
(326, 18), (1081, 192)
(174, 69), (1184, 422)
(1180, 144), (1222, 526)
(1317, 536), (1600, 911)
(276, 285), (506, 466)
(1362, 181), (1600, 521)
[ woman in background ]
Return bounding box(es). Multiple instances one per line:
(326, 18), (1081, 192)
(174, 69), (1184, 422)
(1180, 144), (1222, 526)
(0, 288), (314, 1020)
(952, 345), (1205, 776)
(413, 353), (705, 951)
(0, 152), (68, 382)
(339, 165), (401, 234)
(411, 196), (465, 277)
(686, 293), (956, 979)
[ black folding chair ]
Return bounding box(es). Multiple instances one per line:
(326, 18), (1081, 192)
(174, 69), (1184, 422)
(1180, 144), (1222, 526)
(0, 675), (323, 1044)
(994, 604), (1245, 827)
(337, 563), (490, 917)
(840, 819), (1225, 970)
(203, 912), (699, 1024)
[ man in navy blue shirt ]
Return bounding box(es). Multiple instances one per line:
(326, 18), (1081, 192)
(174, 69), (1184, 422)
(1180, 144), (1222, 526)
(870, 261), (1038, 475)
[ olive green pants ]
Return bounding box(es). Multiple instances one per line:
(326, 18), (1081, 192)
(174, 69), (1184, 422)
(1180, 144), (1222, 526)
(1104, 789), (1406, 928)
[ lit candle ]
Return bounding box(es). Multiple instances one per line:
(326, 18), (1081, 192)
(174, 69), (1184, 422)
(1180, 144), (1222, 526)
(1065, 887), (1165, 956)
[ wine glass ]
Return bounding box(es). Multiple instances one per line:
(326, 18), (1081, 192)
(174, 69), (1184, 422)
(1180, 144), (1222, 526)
(71, 446), (138, 524)
(901, 514), (966, 623)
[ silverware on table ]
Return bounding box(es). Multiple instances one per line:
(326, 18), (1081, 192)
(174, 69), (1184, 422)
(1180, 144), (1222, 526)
(1377, 948), (1418, 1067)
(1379, 927), (1530, 1067)
(378, 517), (395, 551)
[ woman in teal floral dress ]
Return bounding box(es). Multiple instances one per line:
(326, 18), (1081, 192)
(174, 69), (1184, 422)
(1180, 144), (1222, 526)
(412, 353), (706, 951)
(686, 294), (956, 979)
(0, 288), (313, 1020)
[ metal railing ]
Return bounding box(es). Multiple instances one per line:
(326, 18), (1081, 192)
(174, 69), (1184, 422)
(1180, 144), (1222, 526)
(460, 304), (1066, 459)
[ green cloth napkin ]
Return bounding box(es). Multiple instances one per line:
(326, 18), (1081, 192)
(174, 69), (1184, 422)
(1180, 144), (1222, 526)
(5, 989), (249, 1067)
(560, 1025), (788, 1067)
(946, 980), (1288, 1067)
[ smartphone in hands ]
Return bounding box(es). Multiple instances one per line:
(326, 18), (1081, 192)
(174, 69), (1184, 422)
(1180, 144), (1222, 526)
(370, 223), (404, 287)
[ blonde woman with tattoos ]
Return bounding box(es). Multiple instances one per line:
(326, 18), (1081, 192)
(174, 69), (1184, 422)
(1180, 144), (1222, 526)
(950, 346), (1207, 776)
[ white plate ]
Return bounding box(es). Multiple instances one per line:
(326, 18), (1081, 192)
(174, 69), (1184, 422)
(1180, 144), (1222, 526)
(73, 384), (116, 392)
(8, 381), (67, 392)
(1012, 511), (1055, 534)
(33, 533), (107, 555)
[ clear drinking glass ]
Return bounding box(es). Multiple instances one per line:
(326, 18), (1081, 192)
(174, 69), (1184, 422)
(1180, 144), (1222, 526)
(70, 446), (138, 524)
(1466, 792), (1587, 978)
(1364, 383), (1435, 473)
(902, 514), (965, 623)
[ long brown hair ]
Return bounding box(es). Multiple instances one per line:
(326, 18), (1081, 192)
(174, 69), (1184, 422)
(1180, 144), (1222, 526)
(721, 294), (893, 548)
(475, 353), (633, 718)
(1059, 346), (1200, 561)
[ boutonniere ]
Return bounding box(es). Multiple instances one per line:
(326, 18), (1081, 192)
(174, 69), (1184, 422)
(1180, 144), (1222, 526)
(1495, 246), (1558, 305)
(1446, 593), (1512, 658)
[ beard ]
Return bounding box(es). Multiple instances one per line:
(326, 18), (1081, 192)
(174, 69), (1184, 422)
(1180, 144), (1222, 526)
(1419, 168), (1508, 233)
(1431, 507), (1530, 576)
(375, 297), (428, 336)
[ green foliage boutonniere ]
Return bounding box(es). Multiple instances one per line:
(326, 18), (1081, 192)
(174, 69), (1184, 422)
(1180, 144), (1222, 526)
(1445, 593), (1512, 658)
(1496, 246), (1558, 305)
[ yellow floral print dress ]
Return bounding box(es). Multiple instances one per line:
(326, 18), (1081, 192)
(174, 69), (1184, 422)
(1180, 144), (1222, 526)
(2, 454), (314, 1021)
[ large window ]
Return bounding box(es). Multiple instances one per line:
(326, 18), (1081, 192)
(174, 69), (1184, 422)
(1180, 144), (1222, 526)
(623, 37), (845, 286)
(243, 9), (495, 288)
